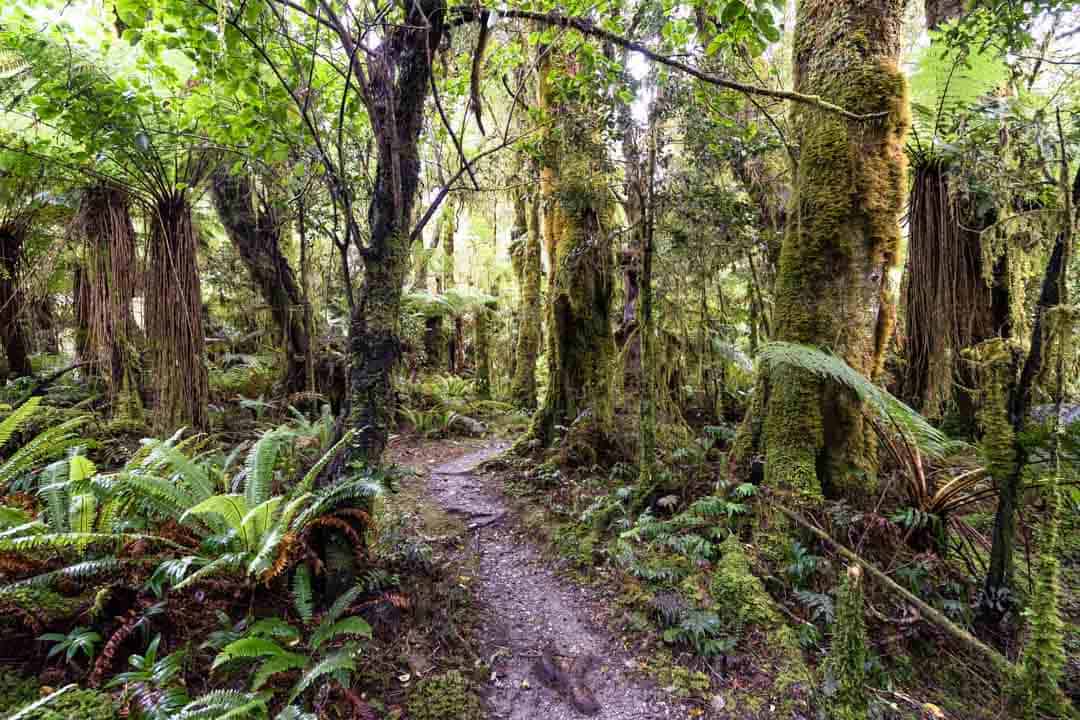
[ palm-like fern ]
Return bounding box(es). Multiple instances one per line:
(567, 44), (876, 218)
(757, 342), (963, 459)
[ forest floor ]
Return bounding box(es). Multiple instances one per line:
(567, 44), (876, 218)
(386, 437), (696, 720)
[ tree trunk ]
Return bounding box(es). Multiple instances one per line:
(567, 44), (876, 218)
(145, 193), (209, 431)
(509, 188), (542, 409)
(344, 0), (446, 464)
(530, 49), (616, 447)
(73, 184), (142, 412)
(441, 202), (463, 374)
(0, 225), (31, 379)
(730, 0), (909, 501)
(211, 168), (310, 395)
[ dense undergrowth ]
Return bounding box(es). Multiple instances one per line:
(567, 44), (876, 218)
(0, 365), (495, 720)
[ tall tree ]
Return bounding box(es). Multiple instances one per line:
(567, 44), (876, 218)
(509, 184), (541, 410)
(730, 0), (910, 501)
(530, 46), (616, 449)
(211, 166), (311, 395)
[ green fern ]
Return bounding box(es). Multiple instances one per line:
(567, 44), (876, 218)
(758, 342), (961, 459)
(244, 430), (289, 508)
(291, 566), (314, 624)
(0, 397), (40, 449)
(0, 415), (91, 492)
(284, 644), (359, 705)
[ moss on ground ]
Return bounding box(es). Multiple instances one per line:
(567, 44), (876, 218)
(405, 670), (483, 720)
(0, 674), (116, 719)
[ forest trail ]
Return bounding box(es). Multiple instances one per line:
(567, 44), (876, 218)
(419, 443), (693, 720)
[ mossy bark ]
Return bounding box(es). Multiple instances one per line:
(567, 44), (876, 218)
(0, 225), (31, 379)
(529, 56), (615, 446)
(145, 194), (209, 431)
(344, 0), (445, 465)
(509, 189), (542, 409)
(731, 0), (909, 501)
(211, 168), (310, 395)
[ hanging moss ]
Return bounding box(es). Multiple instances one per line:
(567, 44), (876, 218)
(1015, 474), (1068, 719)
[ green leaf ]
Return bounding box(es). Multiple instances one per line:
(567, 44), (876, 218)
(182, 494), (249, 532)
(310, 616), (372, 650)
(212, 637), (287, 670)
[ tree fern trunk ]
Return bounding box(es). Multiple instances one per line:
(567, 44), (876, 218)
(0, 224), (32, 379)
(146, 193), (209, 431)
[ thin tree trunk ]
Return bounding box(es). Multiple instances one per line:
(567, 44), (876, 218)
(730, 0), (909, 502)
(344, 0), (446, 464)
(0, 225), (31, 379)
(510, 187), (542, 409)
(145, 193), (209, 431)
(211, 168), (310, 395)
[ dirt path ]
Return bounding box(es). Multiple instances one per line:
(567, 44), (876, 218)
(424, 444), (692, 720)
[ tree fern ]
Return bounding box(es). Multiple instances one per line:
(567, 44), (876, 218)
(758, 342), (961, 459)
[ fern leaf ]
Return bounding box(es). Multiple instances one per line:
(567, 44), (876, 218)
(286, 644), (359, 705)
(319, 585), (362, 628)
(292, 565), (314, 623)
(251, 652), (308, 691)
(758, 342), (961, 459)
(310, 616), (372, 650)
(296, 430), (354, 494)
(212, 637), (288, 670)
(182, 494), (249, 533)
(244, 429), (287, 507)
(0, 397), (40, 451)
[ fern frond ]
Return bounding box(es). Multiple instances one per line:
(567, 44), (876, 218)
(175, 689), (270, 720)
(285, 644), (359, 705)
(243, 429), (288, 507)
(251, 652), (308, 691)
(211, 637), (289, 670)
(296, 430), (354, 494)
(0, 557), (130, 590)
(0, 416), (91, 491)
(0, 531), (185, 553)
(291, 478), (382, 531)
(292, 565), (314, 624)
(173, 552), (247, 589)
(758, 342), (962, 459)
(319, 585), (361, 627)
(309, 616), (372, 650)
(0, 397), (40, 450)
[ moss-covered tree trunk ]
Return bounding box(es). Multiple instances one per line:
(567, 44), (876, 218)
(344, 0), (445, 464)
(730, 0), (909, 501)
(530, 49), (615, 447)
(0, 224), (31, 379)
(145, 193), (209, 431)
(509, 188), (542, 409)
(441, 201), (463, 374)
(73, 184), (142, 412)
(211, 168), (310, 395)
